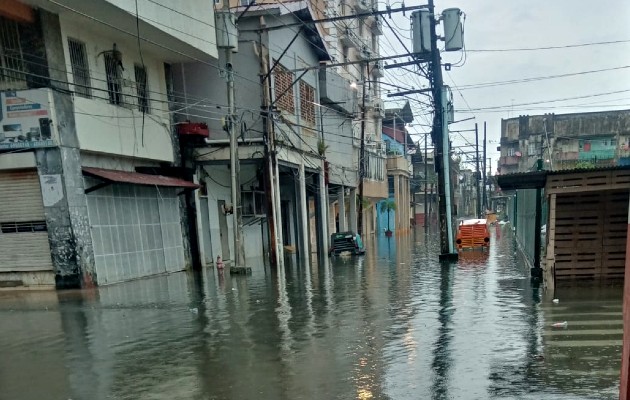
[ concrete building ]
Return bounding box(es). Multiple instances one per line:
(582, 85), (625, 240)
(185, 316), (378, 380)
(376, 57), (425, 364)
(0, 0), (216, 288)
(377, 105), (413, 235)
(498, 109), (630, 175)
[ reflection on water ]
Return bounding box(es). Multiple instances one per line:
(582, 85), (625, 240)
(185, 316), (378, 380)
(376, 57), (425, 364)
(0, 226), (622, 400)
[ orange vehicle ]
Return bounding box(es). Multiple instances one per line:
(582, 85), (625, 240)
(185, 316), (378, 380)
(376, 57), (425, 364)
(456, 219), (490, 251)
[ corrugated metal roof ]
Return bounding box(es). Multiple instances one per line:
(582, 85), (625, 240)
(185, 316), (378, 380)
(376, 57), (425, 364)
(496, 165), (630, 190)
(83, 167), (199, 189)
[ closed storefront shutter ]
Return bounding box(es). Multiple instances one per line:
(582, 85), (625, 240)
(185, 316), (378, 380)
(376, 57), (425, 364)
(0, 170), (53, 272)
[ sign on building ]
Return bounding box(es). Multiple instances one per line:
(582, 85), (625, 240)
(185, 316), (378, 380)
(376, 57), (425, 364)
(0, 89), (57, 151)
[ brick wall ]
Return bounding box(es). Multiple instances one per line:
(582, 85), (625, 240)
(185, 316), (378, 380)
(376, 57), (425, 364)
(299, 80), (316, 126)
(274, 64), (295, 114)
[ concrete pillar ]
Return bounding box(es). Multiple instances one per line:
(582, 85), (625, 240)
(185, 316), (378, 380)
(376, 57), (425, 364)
(349, 188), (357, 233)
(317, 169), (329, 257)
(38, 10), (94, 288)
(338, 186), (346, 231)
(298, 163), (310, 266)
(273, 160), (284, 265)
(394, 174), (400, 231)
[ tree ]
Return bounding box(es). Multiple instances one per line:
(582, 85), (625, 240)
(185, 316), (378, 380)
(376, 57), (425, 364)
(380, 199), (397, 233)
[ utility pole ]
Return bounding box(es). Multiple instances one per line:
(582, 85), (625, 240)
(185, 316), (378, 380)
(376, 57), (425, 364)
(218, 9), (248, 274)
(475, 123), (481, 218)
(427, 0), (457, 260)
(357, 63), (368, 237)
(482, 121), (487, 213)
(424, 134), (428, 233)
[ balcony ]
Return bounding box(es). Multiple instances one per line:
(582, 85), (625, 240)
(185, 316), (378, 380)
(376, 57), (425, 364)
(499, 156), (520, 166)
(340, 29), (361, 49)
(387, 155), (411, 175)
(578, 149), (615, 161)
(0, 88), (58, 151)
(556, 151), (578, 161)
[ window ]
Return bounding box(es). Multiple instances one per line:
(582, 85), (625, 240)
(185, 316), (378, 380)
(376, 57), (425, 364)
(508, 148), (516, 157)
(341, 45), (348, 64)
(240, 0), (253, 5)
(388, 175), (394, 197)
(134, 64), (150, 113)
(274, 63), (295, 113)
(68, 38), (91, 98)
(528, 142), (536, 156)
(0, 16), (27, 90)
(104, 52), (123, 105)
(299, 80), (316, 125)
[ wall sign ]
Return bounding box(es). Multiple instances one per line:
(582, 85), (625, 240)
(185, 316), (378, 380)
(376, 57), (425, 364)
(0, 90), (56, 151)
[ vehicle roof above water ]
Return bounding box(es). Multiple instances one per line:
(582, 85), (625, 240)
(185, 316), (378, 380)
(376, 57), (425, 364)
(460, 219), (487, 226)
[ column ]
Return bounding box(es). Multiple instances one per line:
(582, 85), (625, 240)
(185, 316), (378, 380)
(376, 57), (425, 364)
(317, 169), (329, 257)
(298, 163), (310, 266)
(273, 160), (284, 265)
(39, 10), (95, 288)
(338, 186), (346, 232)
(349, 188), (357, 233)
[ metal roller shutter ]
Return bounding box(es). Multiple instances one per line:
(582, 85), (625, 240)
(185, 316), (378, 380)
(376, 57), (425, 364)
(0, 170), (53, 272)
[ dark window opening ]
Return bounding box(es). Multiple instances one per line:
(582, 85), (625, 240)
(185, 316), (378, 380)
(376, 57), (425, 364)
(1, 221), (47, 234)
(68, 38), (91, 98)
(134, 64), (149, 113)
(104, 52), (123, 105)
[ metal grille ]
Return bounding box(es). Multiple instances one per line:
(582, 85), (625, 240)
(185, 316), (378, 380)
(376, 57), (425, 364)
(68, 38), (91, 98)
(0, 16), (27, 90)
(134, 64), (150, 113)
(0, 221), (47, 234)
(104, 52), (123, 105)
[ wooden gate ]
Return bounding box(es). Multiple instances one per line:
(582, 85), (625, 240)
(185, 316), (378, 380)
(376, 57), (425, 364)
(552, 190), (627, 282)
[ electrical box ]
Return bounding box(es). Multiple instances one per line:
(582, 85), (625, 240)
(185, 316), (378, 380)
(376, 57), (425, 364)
(411, 10), (432, 58)
(442, 8), (463, 52)
(216, 11), (238, 51)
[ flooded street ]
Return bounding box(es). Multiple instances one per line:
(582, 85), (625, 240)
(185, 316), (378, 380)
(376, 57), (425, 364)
(0, 227), (622, 400)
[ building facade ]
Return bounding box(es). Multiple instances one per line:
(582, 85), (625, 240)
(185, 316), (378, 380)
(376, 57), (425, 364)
(499, 109), (630, 175)
(0, 0), (216, 288)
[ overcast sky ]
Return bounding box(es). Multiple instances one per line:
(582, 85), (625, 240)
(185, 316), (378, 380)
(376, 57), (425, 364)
(381, 0), (630, 172)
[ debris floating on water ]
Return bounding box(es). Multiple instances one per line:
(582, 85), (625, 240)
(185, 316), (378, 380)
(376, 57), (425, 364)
(189, 308), (199, 314)
(551, 321), (568, 329)
(552, 299), (559, 304)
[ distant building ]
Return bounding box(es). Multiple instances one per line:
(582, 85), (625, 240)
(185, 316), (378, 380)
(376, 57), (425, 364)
(498, 109), (630, 174)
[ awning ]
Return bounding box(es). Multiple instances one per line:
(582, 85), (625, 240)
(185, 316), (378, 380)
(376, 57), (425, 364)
(83, 167), (199, 194)
(496, 171), (548, 191)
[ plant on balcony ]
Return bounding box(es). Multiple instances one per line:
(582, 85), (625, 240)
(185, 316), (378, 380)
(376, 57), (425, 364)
(380, 199), (396, 237)
(318, 139), (329, 156)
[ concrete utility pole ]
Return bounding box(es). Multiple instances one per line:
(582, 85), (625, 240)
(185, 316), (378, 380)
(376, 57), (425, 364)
(428, 0), (457, 260)
(219, 8), (248, 274)
(475, 123), (481, 218)
(482, 121), (487, 213)
(424, 134), (428, 233)
(357, 63), (368, 237)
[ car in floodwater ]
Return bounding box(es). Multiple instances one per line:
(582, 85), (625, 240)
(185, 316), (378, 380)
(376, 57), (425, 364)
(329, 231), (366, 256)
(456, 218), (490, 251)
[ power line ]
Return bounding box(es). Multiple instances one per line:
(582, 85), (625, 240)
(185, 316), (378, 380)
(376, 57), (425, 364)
(466, 39), (630, 53)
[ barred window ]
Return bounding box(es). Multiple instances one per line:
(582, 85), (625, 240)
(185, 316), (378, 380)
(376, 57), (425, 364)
(274, 63), (295, 113)
(299, 80), (316, 125)
(0, 16), (27, 90)
(134, 64), (150, 113)
(68, 38), (91, 98)
(104, 52), (123, 105)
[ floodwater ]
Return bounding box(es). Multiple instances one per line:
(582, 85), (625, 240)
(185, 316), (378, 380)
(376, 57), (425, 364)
(0, 226), (623, 400)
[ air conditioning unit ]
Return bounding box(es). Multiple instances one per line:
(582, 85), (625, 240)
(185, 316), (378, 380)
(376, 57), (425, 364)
(354, 0), (370, 12)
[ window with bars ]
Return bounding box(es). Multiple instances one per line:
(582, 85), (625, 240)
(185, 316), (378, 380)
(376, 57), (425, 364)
(134, 64), (150, 113)
(0, 16), (27, 90)
(299, 80), (316, 125)
(104, 52), (123, 105)
(68, 38), (91, 98)
(274, 63), (295, 113)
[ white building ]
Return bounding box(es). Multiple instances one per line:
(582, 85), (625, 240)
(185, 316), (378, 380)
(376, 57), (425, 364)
(0, 0), (217, 288)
